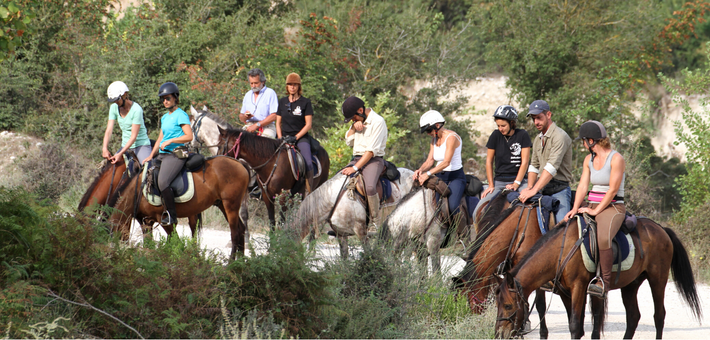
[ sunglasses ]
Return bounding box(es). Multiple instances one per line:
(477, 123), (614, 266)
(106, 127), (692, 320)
(287, 102), (292, 114)
(160, 95), (174, 102)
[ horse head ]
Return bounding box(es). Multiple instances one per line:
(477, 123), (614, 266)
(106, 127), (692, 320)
(190, 105), (234, 155)
(494, 273), (529, 339)
(451, 273), (488, 314)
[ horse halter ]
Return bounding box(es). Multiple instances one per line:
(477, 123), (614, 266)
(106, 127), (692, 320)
(497, 278), (532, 338)
(191, 113), (207, 147)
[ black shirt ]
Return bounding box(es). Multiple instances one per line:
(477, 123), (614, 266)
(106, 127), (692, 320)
(276, 96), (313, 137)
(486, 128), (532, 181)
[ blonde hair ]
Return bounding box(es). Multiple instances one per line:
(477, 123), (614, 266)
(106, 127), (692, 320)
(596, 137), (611, 149)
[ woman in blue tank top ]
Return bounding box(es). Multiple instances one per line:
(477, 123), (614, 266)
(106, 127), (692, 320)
(143, 82), (193, 226)
(565, 120), (626, 299)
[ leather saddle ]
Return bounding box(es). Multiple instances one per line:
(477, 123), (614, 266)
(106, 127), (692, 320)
(143, 153), (206, 206)
(287, 146), (322, 181)
(416, 176), (474, 246)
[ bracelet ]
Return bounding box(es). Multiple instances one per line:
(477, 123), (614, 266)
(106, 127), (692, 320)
(514, 180), (522, 186)
(426, 171), (432, 176)
(353, 165), (359, 171)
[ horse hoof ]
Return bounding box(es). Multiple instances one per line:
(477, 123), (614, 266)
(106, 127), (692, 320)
(327, 230), (337, 237)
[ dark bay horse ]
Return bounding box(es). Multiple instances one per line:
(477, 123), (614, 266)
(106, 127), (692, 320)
(493, 215), (702, 339)
(216, 126), (331, 227)
(78, 151), (201, 236)
(452, 192), (554, 338)
(107, 156), (250, 260)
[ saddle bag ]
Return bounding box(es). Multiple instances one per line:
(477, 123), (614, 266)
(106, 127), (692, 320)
(185, 153), (205, 171)
(421, 176), (451, 197)
(464, 174), (483, 196)
(172, 146), (189, 159)
(541, 178), (569, 196)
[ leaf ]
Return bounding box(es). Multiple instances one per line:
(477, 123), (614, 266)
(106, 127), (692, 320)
(7, 3), (19, 14)
(0, 7), (9, 19)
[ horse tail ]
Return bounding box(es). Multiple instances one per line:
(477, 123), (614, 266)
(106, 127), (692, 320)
(665, 227), (703, 321)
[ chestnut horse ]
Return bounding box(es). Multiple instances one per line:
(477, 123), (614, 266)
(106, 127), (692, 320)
(216, 126), (330, 228)
(107, 156), (250, 260)
(78, 151), (201, 236)
(493, 215), (702, 339)
(452, 192), (554, 338)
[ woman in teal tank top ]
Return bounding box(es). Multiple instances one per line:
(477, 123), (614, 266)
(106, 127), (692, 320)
(102, 81), (152, 164)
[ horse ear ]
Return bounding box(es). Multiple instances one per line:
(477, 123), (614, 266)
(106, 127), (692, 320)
(190, 105), (198, 116)
(504, 273), (515, 287)
(203, 105), (209, 111)
(217, 125), (225, 135)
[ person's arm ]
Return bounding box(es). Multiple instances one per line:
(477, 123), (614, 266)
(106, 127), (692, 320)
(144, 130), (163, 164)
(110, 124), (140, 164)
(481, 148), (496, 198)
(565, 154), (591, 221)
(582, 152), (625, 216)
(259, 112), (277, 126)
(102, 119), (116, 159)
(296, 115), (312, 140)
(417, 133), (459, 184)
(160, 124), (194, 149)
(506, 147), (530, 191)
(414, 140), (436, 181)
(276, 115), (283, 139)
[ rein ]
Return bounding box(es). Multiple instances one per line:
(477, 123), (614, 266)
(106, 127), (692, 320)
(105, 162), (118, 206)
(325, 174), (351, 232)
(496, 199), (533, 275)
(222, 132), (287, 203)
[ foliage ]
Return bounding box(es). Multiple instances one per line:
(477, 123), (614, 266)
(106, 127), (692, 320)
(0, 0), (37, 62)
(660, 59), (710, 220)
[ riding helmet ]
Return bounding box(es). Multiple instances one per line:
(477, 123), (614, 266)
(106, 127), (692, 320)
(576, 120), (607, 141)
(158, 82), (180, 100)
(419, 110), (446, 133)
(493, 105), (518, 121)
(342, 96), (365, 123)
(107, 81), (129, 103)
(286, 73), (301, 84)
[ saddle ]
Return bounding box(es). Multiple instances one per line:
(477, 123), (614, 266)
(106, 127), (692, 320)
(506, 191), (560, 234)
(142, 153), (206, 207)
(286, 145), (322, 181)
(577, 213), (641, 283)
(416, 177), (475, 245)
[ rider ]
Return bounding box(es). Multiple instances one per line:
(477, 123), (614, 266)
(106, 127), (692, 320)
(564, 120), (626, 298)
(143, 82), (194, 226)
(276, 72), (315, 194)
(238, 68), (279, 138)
(413, 110), (466, 222)
(102, 81), (152, 164)
(518, 100), (573, 224)
(474, 105), (532, 220)
(340, 96), (388, 231)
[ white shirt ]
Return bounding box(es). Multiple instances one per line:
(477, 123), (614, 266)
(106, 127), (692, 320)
(344, 109), (388, 157)
(240, 86), (279, 122)
(433, 132), (463, 172)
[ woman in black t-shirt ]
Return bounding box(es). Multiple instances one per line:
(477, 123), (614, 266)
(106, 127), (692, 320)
(473, 105), (532, 218)
(276, 73), (315, 193)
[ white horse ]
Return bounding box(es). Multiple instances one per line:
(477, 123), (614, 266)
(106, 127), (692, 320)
(381, 184), (474, 275)
(290, 168), (415, 258)
(189, 105), (233, 156)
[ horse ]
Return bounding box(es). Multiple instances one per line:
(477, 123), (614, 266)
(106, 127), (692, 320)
(451, 192), (554, 338)
(380, 182), (476, 275)
(290, 169), (415, 259)
(215, 125), (331, 228)
(189, 105), (233, 156)
(78, 150), (202, 237)
(493, 215), (703, 339)
(107, 155), (250, 260)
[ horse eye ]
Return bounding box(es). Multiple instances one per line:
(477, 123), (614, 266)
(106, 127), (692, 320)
(504, 304), (513, 311)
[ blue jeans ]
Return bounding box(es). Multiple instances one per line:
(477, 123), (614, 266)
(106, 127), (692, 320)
(436, 168), (466, 216)
(551, 186), (572, 225)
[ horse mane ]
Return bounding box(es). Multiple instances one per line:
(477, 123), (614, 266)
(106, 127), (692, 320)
(509, 224), (566, 277)
(197, 109), (233, 129)
(78, 160), (113, 210)
(452, 193), (519, 286)
(106, 166), (140, 209)
(221, 127), (281, 159)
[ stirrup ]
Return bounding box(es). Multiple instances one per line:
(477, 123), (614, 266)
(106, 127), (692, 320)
(587, 278), (607, 298)
(161, 211), (175, 226)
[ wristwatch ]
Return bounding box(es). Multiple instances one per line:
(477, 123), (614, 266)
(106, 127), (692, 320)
(426, 171), (432, 176)
(514, 180), (522, 186)
(353, 165), (359, 171)
(256, 122), (262, 127)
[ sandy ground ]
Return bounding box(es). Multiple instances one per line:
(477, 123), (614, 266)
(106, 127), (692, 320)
(131, 222), (709, 339)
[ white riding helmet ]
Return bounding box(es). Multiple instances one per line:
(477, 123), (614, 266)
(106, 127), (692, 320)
(107, 81), (129, 103)
(419, 110), (446, 133)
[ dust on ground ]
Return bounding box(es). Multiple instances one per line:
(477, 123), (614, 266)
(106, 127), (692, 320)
(0, 131), (43, 187)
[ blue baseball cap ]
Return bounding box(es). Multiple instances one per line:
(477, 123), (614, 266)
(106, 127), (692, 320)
(527, 100), (550, 116)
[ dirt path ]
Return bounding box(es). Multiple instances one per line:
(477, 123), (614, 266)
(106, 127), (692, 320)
(133, 223), (709, 338)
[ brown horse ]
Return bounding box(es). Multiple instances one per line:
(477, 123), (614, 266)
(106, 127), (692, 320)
(78, 151), (201, 236)
(107, 156), (250, 260)
(216, 126), (330, 228)
(493, 215), (702, 339)
(453, 192), (554, 338)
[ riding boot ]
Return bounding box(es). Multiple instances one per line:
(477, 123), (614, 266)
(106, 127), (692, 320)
(588, 248), (614, 298)
(161, 188), (178, 226)
(304, 169), (315, 196)
(367, 194), (380, 233)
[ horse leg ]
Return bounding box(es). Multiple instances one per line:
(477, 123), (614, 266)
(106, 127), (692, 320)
(648, 275), (668, 339)
(187, 214), (201, 238)
(223, 202), (246, 261)
(239, 194), (250, 244)
(589, 296), (605, 339)
(337, 235), (349, 259)
(534, 289), (549, 339)
(265, 200), (277, 231)
(567, 286), (588, 339)
(620, 280), (643, 339)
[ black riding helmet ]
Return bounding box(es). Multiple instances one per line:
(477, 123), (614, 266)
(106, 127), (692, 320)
(493, 105), (518, 121)
(158, 82), (180, 102)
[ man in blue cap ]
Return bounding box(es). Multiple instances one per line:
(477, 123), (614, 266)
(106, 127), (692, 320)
(518, 100), (573, 225)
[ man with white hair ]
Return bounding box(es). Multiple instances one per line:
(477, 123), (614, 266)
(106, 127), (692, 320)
(238, 68), (278, 138)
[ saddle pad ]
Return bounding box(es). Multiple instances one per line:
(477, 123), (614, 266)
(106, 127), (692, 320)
(141, 164), (195, 207)
(577, 215), (635, 273)
(287, 147), (322, 180)
(380, 177), (392, 203)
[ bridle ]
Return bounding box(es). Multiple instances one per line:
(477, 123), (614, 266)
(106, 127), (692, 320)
(190, 113), (223, 150)
(497, 277), (532, 338)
